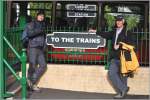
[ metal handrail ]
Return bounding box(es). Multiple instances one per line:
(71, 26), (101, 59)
(3, 36), (21, 60)
(3, 36), (27, 100)
(3, 59), (21, 81)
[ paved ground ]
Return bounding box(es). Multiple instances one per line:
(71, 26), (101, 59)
(15, 88), (149, 99)
(12, 64), (149, 99)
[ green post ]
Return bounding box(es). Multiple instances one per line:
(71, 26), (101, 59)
(0, 1), (4, 99)
(105, 40), (111, 70)
(19, 2), (27, 28)
(19, 16), (26, 28)
(21, 49), (27, 100)
(105, 27), (112, 70)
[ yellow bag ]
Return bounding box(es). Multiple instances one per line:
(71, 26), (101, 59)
(120, 42), (139, 75)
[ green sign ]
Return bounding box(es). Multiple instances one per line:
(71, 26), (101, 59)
(46, 32), (106, 49)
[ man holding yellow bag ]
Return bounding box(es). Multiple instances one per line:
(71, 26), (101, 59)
(119, 42), (139, 76)
(89, 15), (139, 99)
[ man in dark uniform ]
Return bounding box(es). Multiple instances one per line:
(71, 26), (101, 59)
(26, 11), (47, 92)
(89, 15), (136, 99)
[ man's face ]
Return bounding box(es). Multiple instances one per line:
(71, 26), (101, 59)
(37, 14), (44, 21)
(116, 20), (124, 28)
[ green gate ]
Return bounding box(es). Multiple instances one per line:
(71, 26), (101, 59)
(0, 1), (27, 100)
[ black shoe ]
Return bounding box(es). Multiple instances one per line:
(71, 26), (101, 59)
(121, 87), (130, 98)
(32, 85), (41, 93)
(27, 79), (41, 93)
(113, 93), (122, 99)
(27, 79), (33, 91)
(113, 87), (129, 99)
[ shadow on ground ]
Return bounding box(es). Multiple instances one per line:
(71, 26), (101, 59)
(15, 88), (149, 99)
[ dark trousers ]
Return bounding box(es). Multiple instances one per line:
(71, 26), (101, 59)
(28, 47), (47, 84)
(108, 59), (128, 93)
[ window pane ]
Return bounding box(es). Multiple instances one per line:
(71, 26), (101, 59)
(55, 2), (98, 30)
(104, 4), (145, 30)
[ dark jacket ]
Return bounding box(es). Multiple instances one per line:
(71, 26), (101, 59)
(26, 20), (46, 48)
(96, 27), (136, 61)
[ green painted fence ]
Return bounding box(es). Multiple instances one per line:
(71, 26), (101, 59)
(5, 27), (149, 66)
(1, 25), (149, 100)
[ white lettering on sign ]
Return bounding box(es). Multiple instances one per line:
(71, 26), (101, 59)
(61, 37), (74, 43)
(51, 37), (59, 42)
(51, 37), (101, 44)
(76, 38), (100, 44)
(66, 4), (96, 17)
(46, 32), (106, 49)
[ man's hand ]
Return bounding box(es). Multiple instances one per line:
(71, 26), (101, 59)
(88, 29), (97, 33)
(114, 44), (120, 50)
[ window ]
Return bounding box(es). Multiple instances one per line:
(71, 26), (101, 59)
(103, 4), (145, 31)
(27, 2), (52, 26)
(55, 2), (98, 30)
(11, 3), (20, 27)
